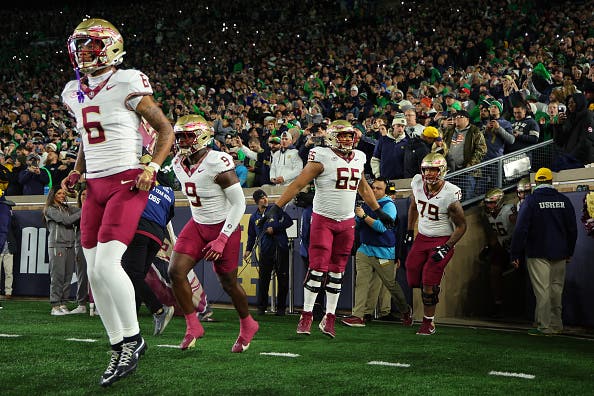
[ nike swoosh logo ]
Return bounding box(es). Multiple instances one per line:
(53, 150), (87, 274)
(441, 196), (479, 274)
(121, 180), (135, 184)
(197, 169), (205, 173)
(106, 84), (116, 90)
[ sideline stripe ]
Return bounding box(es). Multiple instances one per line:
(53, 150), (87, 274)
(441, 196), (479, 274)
(0, 334), (21, 338)
(489, 371), (535, 379)
(66, 338), (97, 343)
(368, 360), (410, 368)
(260, 352), (300, 358)
(157, 344), (181, 349)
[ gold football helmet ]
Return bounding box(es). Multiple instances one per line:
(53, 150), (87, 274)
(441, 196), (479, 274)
(420, 153), (447, 185)
(516, 177), (532, 194)
(67, 18), (126, 74)
(325, 120), (358, 154)
(174, 115), (213, 157)
(484, 188), (504, 214)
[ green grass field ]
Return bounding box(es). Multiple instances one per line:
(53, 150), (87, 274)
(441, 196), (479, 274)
(1, 300), (593, 395)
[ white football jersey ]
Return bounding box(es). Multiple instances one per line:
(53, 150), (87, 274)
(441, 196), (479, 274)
(309, 146), (366, 221)
(411, 174), (462, 237)
(486, 203), (516, 250)
(62, 69), (152, 178)
(173, 150), (235, 224)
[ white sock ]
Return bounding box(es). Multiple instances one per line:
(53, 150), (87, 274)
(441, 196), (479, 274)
(324, 271), (342, 315)
(302, 270), (323, 312)
(92, 241), (140, 343)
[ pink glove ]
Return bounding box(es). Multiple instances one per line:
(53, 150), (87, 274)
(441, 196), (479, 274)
(203, 233), (229, 261)
(62, 170), (81, 193)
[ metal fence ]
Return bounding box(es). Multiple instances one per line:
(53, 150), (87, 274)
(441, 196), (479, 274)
(444, 140), (555, 206)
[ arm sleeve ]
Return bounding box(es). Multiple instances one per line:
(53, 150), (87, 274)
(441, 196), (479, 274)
(221, 182), (246, 237)
(371, 202), (397, 233)
(496, 126), (515, 145)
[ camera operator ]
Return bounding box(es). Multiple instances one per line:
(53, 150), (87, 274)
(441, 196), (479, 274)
(18, 153), (50, 195)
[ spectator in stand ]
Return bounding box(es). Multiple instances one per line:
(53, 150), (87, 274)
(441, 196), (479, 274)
(552, 93), (594, 169)
(44, 147), (71, 190)
(403, 108), (424, 139)
(482, 100), (515, 161)
(269, 131), (303, 186)
(230, 151), (248, 187)
(506, 103), (540, 153)
(371, 114), (408, 180)
(244, 136), (270, 187)
(18, 153), (49, 195)
(403, 126), (442, 179)
(442, 110), (487, 200)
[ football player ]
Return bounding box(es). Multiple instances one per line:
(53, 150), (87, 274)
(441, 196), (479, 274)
(168, 115), (258, 353)
(404, 153), (467, 335)
(516, 177), (532, 211)
(60, 19), (174, 387)
(264, 120), (394, 339)
(481, 188), (518, 317)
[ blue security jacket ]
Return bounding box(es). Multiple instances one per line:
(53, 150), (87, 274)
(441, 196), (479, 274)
(510, 185), (577, 261)
(246, 205), (294, 254)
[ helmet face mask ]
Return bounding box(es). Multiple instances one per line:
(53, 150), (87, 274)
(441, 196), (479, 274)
(325, 120), (358, 154)
(516, 177), (532, 200)
(173, 115), (213, 157)
(420, 153), (447, 185)
(67, 19), (125, 74)
(484, 188), (504, 215)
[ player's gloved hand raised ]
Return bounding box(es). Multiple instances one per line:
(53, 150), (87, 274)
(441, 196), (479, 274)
(374, 208), (395, 228)
(62, 170), (81, 193)
(203, 233), (229, 261)
(431, 244), (451, 262)
(403, 230), (415, 247)
(135, 165), (157, 191)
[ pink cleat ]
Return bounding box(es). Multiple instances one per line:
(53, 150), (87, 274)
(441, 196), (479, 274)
(180, 323), (205, 350)
(416, 317), (436, 335)
(319, 313), (336, 338)
(296, 311), (313, 335)
(231, 317), (259, 353)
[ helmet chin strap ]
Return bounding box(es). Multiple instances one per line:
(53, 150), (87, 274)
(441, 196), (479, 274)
(75, 68), (85, 103)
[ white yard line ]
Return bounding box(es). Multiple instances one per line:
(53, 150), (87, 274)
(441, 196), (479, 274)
(0, 334), (21, 338)
(156, 344), (181, 349)
(260, 352), (300, 358)
(368, 360), (411, 368)
(489, 371), (535, 379)
(66, 338), (97, 342)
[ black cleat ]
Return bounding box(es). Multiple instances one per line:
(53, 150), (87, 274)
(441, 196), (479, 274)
(115, 337), (147, 379)
(99, 350), (121, 387)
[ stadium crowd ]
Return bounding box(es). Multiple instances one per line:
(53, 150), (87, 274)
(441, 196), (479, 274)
(1, 0), (594, 195)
